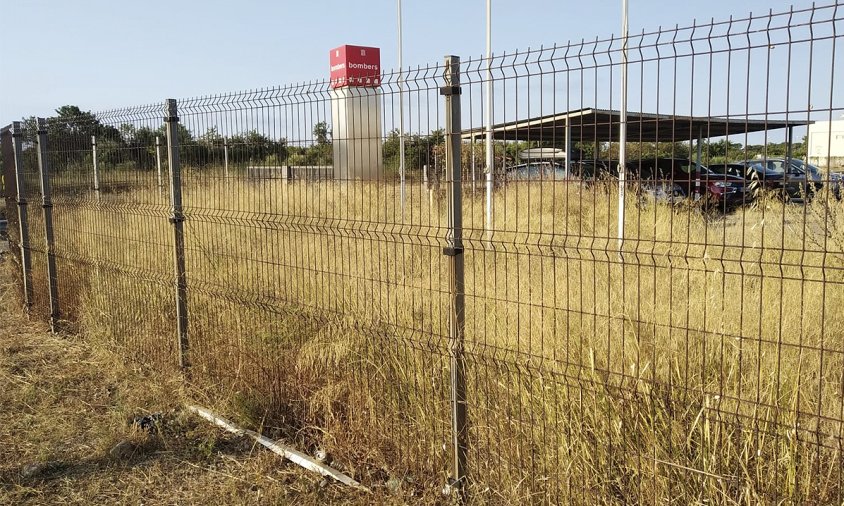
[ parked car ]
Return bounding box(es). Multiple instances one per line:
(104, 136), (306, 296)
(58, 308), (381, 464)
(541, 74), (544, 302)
(504, 162), (568, 181)
(636, 180), (686, 203)
(568, 160), (614, 180)
(789, 158), (843, 200)
(721, 158), (843, 201)
(624, 158), (751, 209)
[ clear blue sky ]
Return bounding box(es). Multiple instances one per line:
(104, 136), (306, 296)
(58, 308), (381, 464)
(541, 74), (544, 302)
(0, 0), (820, 122)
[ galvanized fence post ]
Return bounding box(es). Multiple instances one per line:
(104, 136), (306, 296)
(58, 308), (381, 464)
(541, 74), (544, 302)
(10, 122), (34, 310)
(165, 99), (190, 371)
(35, 118), (60, 332)
(442, 54), (468, 502)
(91, 135), (100, 200)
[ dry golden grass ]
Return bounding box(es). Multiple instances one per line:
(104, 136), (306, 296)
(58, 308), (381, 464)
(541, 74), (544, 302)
(15, 171), (844, 503)
(0, 259), (425, 505)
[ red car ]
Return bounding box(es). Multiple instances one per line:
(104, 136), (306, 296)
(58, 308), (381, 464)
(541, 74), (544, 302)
(624, 158), (751, 208)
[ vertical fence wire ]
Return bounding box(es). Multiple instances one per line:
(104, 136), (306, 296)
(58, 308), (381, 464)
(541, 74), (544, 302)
(11, 2), (844, 503)
(454, 3), (844, 503)
(14, 121), (49, 319)
(34, 118), (59, 332)
(1, 122), (34, 309)
(35, 103), (176, 367)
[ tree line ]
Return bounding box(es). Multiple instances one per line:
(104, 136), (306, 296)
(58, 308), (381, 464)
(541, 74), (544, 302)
(15, 106), (292, 172)
(8, 106), (808, 177)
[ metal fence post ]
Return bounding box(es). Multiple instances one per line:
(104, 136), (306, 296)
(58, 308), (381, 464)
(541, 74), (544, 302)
(35, 118), (60, 332)
(165, 99), (190, 371)
(91, 135), (100, 200)
(441, 54), (468, 502)
(10, 122), (33, 309)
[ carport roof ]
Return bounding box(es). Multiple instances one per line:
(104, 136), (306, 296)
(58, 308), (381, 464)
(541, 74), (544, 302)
(461, 108), (808, 142)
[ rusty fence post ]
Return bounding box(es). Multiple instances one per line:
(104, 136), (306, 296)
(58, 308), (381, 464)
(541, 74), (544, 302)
(8, 122), (34, 309)
(35, 118), (59, 332)
(164, 99), (190, 372)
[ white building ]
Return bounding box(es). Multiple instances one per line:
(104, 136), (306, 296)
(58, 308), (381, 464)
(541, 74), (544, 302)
(807, 118), (844, 169)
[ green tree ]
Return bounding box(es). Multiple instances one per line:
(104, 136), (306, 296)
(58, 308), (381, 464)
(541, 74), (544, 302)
(42, 106), (122, 170)
(227, 130), (287, 165)
(199, 127), (223, 146)
(313, 122), (331, 145)
(383, 129), (447, 179)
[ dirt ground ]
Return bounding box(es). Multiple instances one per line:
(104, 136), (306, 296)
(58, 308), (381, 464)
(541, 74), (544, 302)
(0, 257), (410, 505)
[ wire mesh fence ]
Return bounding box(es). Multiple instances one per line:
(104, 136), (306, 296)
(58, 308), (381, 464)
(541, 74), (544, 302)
(2, 2), (843, 503)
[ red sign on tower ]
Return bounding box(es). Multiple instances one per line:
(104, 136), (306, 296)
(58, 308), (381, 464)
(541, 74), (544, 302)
(329, 45), (381, 89)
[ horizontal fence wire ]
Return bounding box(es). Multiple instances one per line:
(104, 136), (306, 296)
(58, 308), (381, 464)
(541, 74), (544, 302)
(173, 67), (453, 480)
(455, 3), (844, 503)
(1, 126), (23, 294)
(37, 104), (177, 367)
(13, 122), (50, 318)
(2, 2), (842, 503)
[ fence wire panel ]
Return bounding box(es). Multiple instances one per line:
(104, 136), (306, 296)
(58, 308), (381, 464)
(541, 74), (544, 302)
(12, 123), (51, 318)
(4, 1), (843, 503)
(38, 105), (176, 367)
(458, 3), (844, 504)
(1, 126), (21, 290)
(173, 63), (453, 482)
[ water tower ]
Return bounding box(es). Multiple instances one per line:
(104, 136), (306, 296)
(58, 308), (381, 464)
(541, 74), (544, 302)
(329, 45), (384, 180)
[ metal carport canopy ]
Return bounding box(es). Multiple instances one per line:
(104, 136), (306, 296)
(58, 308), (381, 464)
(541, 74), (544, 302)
(461, 108), (808, 142)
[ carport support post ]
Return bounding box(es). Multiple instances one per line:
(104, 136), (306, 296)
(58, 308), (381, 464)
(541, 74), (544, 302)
(484, 0), (494, 239)
(442, 54), (468, 502)
(165, 99), (190, 372)
(92, 135), (100, 200)
(617, 0), (629, 252)
(786, 126), (794, 166)
(35, 118), (60, 332)
(566, 116), (571, 176)
(695, 126), (703, 199)
(11, 122), (33, 310)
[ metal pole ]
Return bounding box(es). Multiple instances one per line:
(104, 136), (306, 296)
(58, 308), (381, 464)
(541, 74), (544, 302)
(424, 163), (433, 217)
(90, 134), (103, 290)
(442, 54), (468, 502)
(35, 118), (59, 332)
(156, 136), (163, 195)
(695, 126), (703, 199)
(10, 122), (33, 309)
(92, 135), (100, 201)
(398, 0), (406, 218)
(564, 119), (572, 174)
(485, 0), (494, 238)
(786, 126), (794, 167)
(471, 141), (477, 194)
(165, 99), (190, 372)
(617, 0), (629, 251)
(223, 137), (229, 177)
